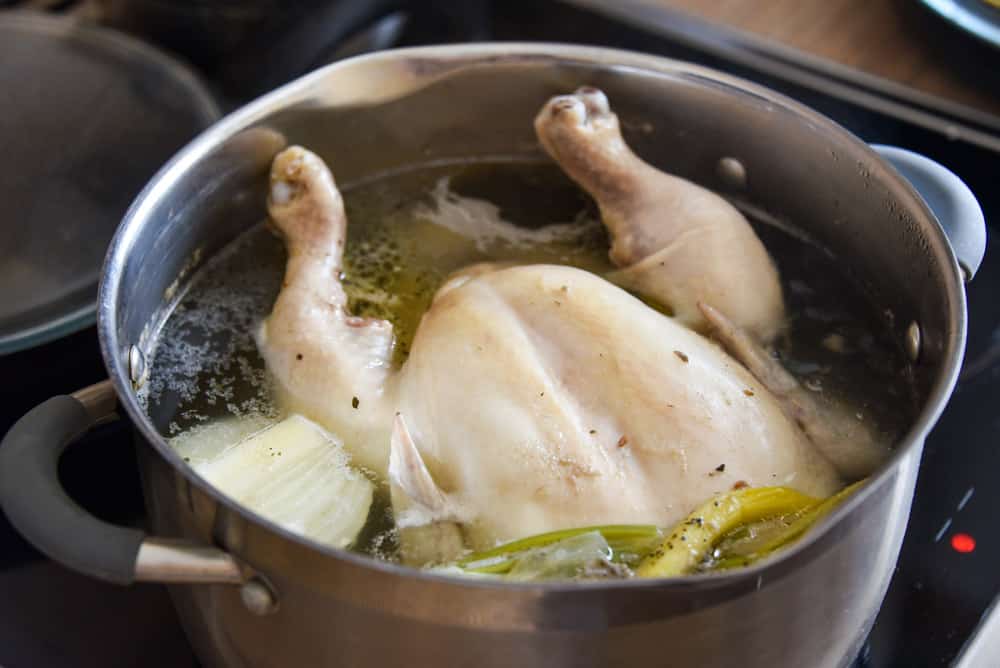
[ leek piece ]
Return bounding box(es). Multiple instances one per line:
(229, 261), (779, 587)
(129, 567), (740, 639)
(505, 531), (615, 581)
(635, 486), (816, 578)
(458, 525), (663, 575)
(451, 481), (866, 580)
(710, 479), (867, 570)
(180, 414), (375, 550)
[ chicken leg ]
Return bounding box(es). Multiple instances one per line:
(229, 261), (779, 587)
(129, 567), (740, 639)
(699, 303), (888, 479)
(257, 146), (395, 474)
(534, 87), (785, 342)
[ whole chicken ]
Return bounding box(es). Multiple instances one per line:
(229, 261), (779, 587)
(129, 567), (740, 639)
(256, 88), (884, 556)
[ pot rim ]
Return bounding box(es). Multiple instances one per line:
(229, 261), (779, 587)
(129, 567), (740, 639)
(99, 42), (968, 593)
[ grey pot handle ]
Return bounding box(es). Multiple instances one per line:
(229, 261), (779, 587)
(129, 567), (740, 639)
(0, 380), (245, 586)
(871, 144), (987, 281)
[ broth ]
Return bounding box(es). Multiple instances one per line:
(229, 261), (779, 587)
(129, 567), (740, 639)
(142, 159), (916, 569)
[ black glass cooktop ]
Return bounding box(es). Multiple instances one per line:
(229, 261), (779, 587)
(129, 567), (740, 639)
(1, 1), (997, 666)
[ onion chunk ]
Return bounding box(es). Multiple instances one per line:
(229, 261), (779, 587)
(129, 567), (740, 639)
(174, 415), (374, 550)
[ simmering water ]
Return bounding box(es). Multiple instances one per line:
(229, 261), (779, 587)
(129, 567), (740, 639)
(142, 159), (915, 564)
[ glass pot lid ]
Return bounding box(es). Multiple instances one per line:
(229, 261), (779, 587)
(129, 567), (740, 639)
(0, 12), (219, 354)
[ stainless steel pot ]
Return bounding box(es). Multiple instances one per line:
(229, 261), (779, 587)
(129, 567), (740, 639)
(0, 44), (988, 668)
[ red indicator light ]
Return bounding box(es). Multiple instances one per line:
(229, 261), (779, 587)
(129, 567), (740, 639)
(951, 533), (976, 554)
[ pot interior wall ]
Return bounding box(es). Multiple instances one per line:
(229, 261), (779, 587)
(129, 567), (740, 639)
(112, 51), (955, 443)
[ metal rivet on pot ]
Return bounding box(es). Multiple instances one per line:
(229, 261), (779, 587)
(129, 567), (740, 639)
(905, 322), (921, 362)
(717, 157), (747, 189)
(128, 345), (146, 387)
(240, 578), (279, 616)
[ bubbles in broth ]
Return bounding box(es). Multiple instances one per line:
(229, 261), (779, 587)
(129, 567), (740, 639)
(143, 159), (915, 573)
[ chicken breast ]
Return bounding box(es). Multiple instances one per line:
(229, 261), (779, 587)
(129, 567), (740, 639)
(391, 263), (839, 547)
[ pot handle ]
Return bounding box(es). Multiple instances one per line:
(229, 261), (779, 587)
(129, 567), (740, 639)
(870, 144), (987, 281)
(0, 380), (245, 586)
